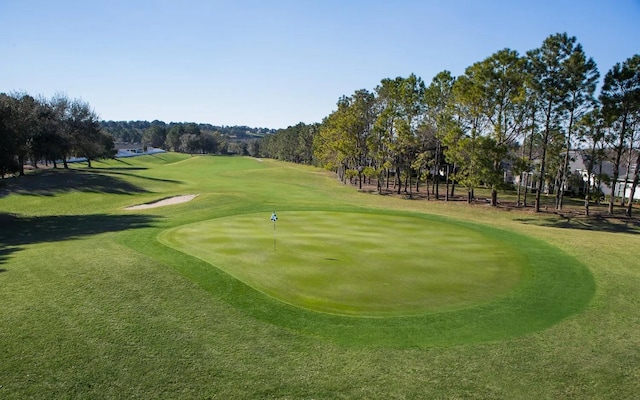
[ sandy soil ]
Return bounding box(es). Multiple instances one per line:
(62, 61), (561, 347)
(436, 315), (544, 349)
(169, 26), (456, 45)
(124, 194), (198, 210)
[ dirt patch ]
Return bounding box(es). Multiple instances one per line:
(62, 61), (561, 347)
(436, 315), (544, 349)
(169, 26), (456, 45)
(124, 194), (198, 210)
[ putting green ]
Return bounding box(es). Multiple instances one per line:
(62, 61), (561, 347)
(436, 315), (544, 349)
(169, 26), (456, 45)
(160, 211), (526, 316)
(158, 209), (594, 346)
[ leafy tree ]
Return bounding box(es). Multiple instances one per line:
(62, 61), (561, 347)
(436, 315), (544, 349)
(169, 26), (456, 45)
(4, 93), (40, 175)
(48, 94), (75, 168)
(142, 122), (167, 149)
(314, 111), (345, 178)
(179, 134), (200, 154)
(517, 88), (539, 207)
(511, 155), (530, 206)
(576, 108), (607, 215)
(30, 98), (68, 168)
(526, 33), (577, 212)
(599, 54), (640, 214)
(454, 49), (527, 206)
(165, 125), (184, 151)
(0, 94), (21, 177)
(201, 131), (223, 154)
(247, 139), (260, 157)
(67, 99), (107, 167)
(314, 90), (375, 186)
(446, 70), (486, 202)
(395, 74), (426, 197)
(373, 77), (404, 192)
(424, 70), (456, 200)
(554, 43), (599, 210)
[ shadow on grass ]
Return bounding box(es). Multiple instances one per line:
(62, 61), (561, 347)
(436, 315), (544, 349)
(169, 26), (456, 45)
(0, 169), (153, 197)
(0, 213), (158, 265)
(515, 214), (640, 235)
(88, 169), (182, 184)
(92, 166), (149, 171)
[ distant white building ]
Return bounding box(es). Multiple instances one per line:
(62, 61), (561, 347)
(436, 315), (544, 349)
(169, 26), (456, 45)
(569, 149), (640, 201)
(115, 144), (166, 158)
(509, 150), (640, 201)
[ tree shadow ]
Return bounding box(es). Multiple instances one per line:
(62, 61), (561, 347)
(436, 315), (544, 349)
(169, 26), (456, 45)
(515, 214), (640, 235)
(88, 169), (182, 184)
(93, 166), (149, 171)
(0, 169), (152, 197)
(0, 212), (159, 265)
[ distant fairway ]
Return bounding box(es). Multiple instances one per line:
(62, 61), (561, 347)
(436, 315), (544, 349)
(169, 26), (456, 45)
(160, 211), (525, 316)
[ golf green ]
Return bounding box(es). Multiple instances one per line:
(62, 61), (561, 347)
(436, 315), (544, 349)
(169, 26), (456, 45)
(160, 211), (525, 316)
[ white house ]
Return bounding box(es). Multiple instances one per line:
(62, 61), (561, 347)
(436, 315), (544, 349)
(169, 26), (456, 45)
(569, 149), (640, 201)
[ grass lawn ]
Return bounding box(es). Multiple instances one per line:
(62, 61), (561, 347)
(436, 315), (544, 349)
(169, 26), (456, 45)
(0, 154), (638, 399)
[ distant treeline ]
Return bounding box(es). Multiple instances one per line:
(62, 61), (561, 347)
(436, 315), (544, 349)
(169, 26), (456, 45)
(101, 120), (275, 156)
(102, 120), (274, 143)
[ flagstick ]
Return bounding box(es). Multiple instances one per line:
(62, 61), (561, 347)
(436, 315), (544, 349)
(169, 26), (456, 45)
(270, 212), (278, 251)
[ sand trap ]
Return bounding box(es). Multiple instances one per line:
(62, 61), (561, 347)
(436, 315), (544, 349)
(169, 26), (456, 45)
(124, 194), (198, 210)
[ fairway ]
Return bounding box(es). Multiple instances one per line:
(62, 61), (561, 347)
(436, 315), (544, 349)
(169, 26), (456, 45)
(160, 211), (525, 316)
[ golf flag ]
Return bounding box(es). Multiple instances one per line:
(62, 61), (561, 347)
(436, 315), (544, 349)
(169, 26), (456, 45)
(271, 212), (278, 251)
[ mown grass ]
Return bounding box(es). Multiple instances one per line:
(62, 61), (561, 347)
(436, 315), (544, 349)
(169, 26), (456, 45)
(0, 155), (638, 399)
(159, 211), (529, 316)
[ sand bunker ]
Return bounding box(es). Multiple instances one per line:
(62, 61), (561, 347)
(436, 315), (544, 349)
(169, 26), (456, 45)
(124, 194), (198, 210)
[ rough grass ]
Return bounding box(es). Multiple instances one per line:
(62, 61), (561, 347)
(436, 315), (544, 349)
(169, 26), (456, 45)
(0, 155), (638, 399)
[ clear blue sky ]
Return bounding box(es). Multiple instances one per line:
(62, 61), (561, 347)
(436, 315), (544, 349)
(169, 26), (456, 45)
(1, 0), (639, 129)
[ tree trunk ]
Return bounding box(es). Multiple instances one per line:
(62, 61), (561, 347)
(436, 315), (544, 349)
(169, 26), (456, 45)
(621, 141), (634, 206)
(609, 118), (628, 215)
(523, 173), (529, 207)
(535, 104), (552, 213)
(433, 142), (440, 200)
(584, 170), (591, 217)
(516, 173), (522, 206)
(554, 168), (562, 209)
(535, 147), (547, 213)
(445, 164), (450, 201)
(425, 174), (430, 201)
(18, 155), (25, 176)
(557, 110), (576, 211)
(625, 152), (640, 217)
(491, 188), (498, 207)
(386, 169), (390, 190)
(584, 143), (598, 216)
